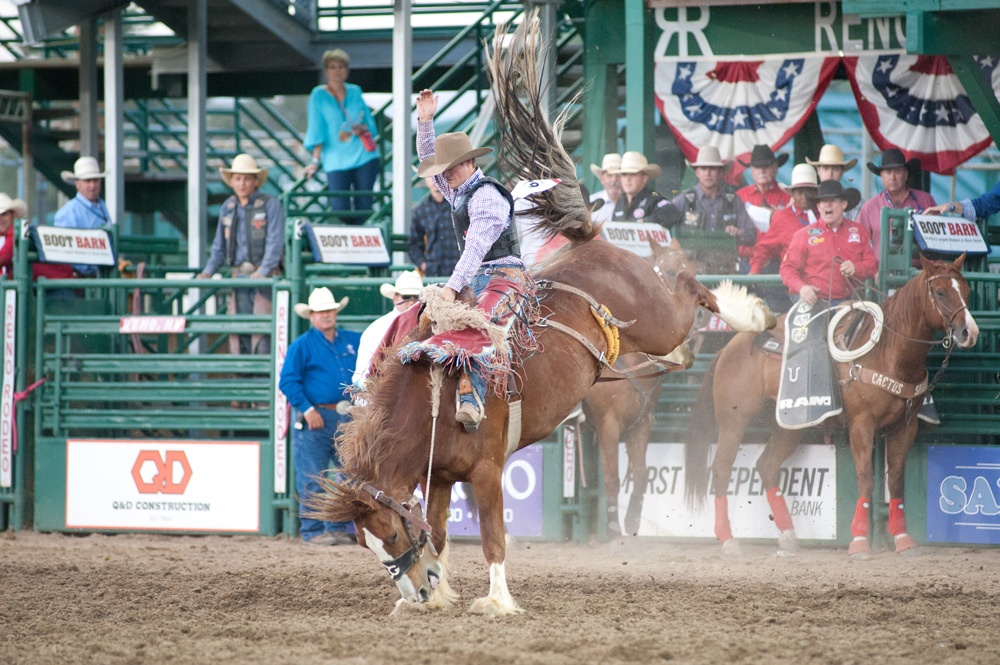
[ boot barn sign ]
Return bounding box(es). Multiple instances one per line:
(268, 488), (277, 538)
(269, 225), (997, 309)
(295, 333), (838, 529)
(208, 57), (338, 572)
(651, 2), (1000, 176)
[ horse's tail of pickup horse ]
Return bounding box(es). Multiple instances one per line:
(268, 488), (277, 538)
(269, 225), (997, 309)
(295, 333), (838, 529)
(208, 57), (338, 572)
(684, 355), (720, 508)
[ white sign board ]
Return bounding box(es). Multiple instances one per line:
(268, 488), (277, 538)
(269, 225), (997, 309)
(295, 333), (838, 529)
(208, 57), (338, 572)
(272, 290), (290, 494)
(66, 439), (261, 532)
(307, 225), (390, 265)
(1, 290), (15, 487)
(618, 442), (837, 539)
(911, 214), (989, 256)
(600, 221), (672, 257)
(33, 226), (115, 266)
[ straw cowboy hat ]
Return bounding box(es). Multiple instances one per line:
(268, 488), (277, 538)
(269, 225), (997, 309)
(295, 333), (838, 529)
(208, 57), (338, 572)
(866, 148), (921, 176)
(780, 163), (819, 193)
(686, 145), (728, 168)
(416, 132), (492, 178)
(0, 193), (27, 218)
(737, 144), (789, 168)
(61, 156), (107, 184)
(220, 153), (269, 187)
(293, 287), (349, 319)
(806, 144), (858, 170)
(589, 153), (622, 178)
(814, 180), (861, 210)
(379, 270), (424, 300)
(611, 151), (661, 179)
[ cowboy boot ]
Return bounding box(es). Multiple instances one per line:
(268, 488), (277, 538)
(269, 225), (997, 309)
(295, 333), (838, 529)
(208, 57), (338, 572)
(455, 372), (484, 432)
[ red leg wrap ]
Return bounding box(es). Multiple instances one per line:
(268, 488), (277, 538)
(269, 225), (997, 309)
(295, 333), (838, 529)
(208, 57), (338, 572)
(888, 498), (906, 537)
(851, 497), (870, 539)
(766, 487), (794, 533)
(714, 495), (733, 542)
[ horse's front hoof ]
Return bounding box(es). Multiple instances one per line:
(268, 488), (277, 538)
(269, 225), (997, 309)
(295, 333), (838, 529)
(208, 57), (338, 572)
(390, 598), (428, 616)
(470, 596), (524, 617)
(776, 529), (800, 555)
(894, 534), (919, 555)
(848, 537), (872, 559)
(720, 538), (744, 558)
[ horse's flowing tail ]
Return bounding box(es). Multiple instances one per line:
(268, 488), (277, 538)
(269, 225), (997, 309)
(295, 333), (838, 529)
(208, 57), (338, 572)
(486, 12), (597, 243)
(684, 356), (720, 508)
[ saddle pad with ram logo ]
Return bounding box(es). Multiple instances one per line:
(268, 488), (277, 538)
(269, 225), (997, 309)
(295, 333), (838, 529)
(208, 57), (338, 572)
(776, 299), (843, 429)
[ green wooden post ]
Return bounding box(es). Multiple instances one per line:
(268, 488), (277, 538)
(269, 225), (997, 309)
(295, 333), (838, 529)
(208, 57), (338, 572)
(624, 0), (654, 157)
(581, 0), (626, 193)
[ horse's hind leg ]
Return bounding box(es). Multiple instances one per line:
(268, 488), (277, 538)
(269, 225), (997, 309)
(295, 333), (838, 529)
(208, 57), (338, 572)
(623, 415), (654, 536)
(595, 418), (624, 538)
(885, 421), (920, 554)
(756, 426), (803, 553)
(469, 465), (523, 616)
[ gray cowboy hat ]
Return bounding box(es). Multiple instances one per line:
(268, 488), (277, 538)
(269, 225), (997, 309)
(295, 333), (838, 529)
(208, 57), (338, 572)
(737, 144), (789, 168)
(416, 132), (492, 178)
(815, 179), (861, 210)
(867, 147), (921, 176)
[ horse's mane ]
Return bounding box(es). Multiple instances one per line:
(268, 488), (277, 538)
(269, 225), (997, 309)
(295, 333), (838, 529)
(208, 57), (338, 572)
(487, 13), (598, 244)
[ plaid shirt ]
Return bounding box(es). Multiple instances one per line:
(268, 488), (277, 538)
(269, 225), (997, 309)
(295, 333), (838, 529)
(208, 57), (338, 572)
(417, 120), (521, 292)
(408, 195), (461, 277)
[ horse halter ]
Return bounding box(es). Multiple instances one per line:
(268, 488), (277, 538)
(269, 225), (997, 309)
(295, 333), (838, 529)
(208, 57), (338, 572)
(361, 482), (437, 581)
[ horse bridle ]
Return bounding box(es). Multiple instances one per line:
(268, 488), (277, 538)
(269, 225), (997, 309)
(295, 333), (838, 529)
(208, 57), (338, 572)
(923, 272), (970, 349)
(361, 482), (437, 581)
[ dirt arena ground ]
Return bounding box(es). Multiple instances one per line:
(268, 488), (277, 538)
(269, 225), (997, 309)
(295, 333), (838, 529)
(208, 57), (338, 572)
(2, 531), (999, 665)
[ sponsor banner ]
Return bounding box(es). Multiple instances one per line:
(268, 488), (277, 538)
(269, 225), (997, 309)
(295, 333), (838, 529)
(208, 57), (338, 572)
(1, 290), (15, 487)
(927, 445), (1000, 545)
(911, 214), (989, 257)
(448, 446), (543, 538)
(698, 314), (731, 332)
(272, 291), (290, 494)
(619, 442), (837, 539)
(118, 316), (186, 334)
(66, 439), (261, 532)
(600, 222), (672, 257)
(32, 225), (115, 266)
(305, 224), (390, 265)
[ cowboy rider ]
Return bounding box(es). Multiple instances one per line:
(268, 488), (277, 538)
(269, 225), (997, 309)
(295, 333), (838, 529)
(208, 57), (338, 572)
(414, 88), (527, 430)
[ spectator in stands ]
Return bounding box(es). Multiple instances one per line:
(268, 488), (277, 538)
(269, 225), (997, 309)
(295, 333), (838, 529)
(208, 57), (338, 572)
(780, 180), (877, 306)
(925, 180), (1000, 220)
(589, 153), (622, 224)
(302, 48), (381, 224)
(408, 176), (460, 277)
(197, 154), (284, 356)
(736, 145), (790, 273)
(0, 193), (26, 278)
(280, 287), (360, 546)
(856, 148), (936, 255)
(352, 270), (423, 388)
(610, 151), (682, 228)
(807, 143), (859, 219)
(671, 145), (755, 273)
(54, 156), (110, 277)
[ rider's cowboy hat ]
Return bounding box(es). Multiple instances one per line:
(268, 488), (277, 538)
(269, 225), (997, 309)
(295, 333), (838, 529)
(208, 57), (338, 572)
(686, 145), (728, 168)
(589, 153), (622, 178)
(780, 163), (819, 193)
(814, 180), (862, 210)
(61, 156), (107, 184)
(866, 147), (921, 176)
(806, 144), (858, 170)
(737, 144), (789, 168)
(294, 287), (349, 319)
(611, 151), (661, 179)
(0, 193), (27, 218)
(416, 132), (492, 178)
(379, 270), (424, 300)
(220, 153), (269, 187)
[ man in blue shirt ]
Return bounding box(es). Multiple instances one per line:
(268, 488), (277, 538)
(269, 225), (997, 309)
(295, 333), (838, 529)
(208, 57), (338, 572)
(279, 287), (360, 545)
(55, 156), (111, 277)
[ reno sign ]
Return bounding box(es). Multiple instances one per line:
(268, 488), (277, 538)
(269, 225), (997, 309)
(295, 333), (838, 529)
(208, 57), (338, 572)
(927, 446), (1000, 545)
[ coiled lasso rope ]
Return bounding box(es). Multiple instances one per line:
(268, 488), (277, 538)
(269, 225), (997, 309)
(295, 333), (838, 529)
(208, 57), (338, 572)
(827, 301), (884, 362)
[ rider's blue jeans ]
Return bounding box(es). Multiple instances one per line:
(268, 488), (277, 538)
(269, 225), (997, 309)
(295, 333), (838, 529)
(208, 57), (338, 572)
(292, 406), (354, 540)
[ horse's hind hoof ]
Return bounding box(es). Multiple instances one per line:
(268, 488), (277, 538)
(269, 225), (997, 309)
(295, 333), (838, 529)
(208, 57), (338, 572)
(848, 537), (872, 559)
(777, 530), (800, 554)
(895, 534), (919, 555)
(720, 538), (744, 558)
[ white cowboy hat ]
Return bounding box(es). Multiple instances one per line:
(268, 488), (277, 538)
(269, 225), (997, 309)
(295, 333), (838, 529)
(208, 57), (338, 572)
(780, 163), (819, 193)
(806, 144), (858, 170)
(61, 156), (107, 184)
(589, 153), (622, 178)
(611, 151), (661, 179)
(0, 193), (27, 218)
(416, 132), (492, 178)
(220, 153), (269, 187)
(293, 287), (349, 319)
(686, 146), (727, 168)
(379, 270), (424, 300)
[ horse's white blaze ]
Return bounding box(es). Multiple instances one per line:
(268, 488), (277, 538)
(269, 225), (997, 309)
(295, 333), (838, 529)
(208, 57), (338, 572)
(363, 528), (420, 602)
(951, 277), (980, 347)
(710, 280), (775, 332)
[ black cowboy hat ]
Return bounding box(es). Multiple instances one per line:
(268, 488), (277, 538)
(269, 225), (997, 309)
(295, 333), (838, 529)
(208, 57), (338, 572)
(866, 148), (921, 176)
(815, 180), (861, 210)
(737, 144), (789, 168)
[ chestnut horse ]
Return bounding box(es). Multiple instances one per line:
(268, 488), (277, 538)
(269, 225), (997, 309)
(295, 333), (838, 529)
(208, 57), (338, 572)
(310, 15), (774, 616)
(583, 239), (704, 538)
(685, 254), (979, 556)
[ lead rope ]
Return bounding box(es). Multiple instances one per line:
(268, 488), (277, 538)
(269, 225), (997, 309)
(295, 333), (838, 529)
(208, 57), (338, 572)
(425, 365), (444, 521)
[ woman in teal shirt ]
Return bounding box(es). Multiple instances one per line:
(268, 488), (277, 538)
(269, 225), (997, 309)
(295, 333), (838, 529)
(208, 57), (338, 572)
(303, 49), (381, 224)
